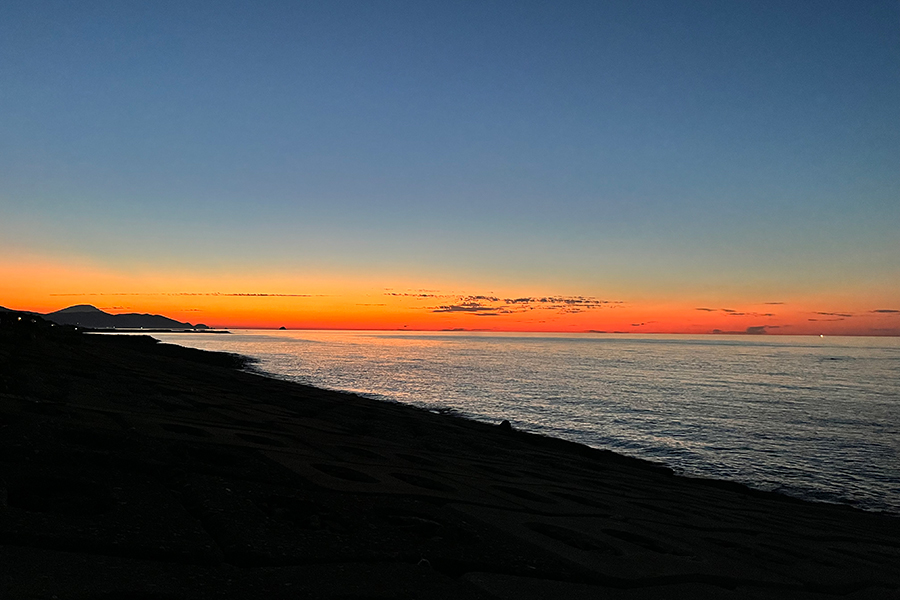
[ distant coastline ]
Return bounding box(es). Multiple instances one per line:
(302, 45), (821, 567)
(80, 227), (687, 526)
(10, 304), (214, 332)
(87, 328), (231, 334)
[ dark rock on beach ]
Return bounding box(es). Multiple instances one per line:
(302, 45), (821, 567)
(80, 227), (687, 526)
(1, 309), (898, 598)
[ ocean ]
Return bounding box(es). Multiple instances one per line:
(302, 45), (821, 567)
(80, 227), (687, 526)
(151, 330), (900, 514)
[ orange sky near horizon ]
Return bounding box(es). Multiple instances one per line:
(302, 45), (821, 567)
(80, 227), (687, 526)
(3, 257), (898, 336)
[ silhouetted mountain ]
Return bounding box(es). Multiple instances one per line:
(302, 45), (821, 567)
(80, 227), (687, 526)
(52, 304), (104, 314)
(44, 305), (209, 330)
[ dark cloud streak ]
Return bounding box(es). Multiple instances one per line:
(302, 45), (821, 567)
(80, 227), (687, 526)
(428, 293), (623, 316)
(51, 292), (316, 297)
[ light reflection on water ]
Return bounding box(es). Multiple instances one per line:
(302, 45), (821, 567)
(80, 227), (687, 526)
(153, 331), (900, 514)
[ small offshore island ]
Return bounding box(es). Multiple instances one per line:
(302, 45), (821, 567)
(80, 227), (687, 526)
(1, 311), (898, 599)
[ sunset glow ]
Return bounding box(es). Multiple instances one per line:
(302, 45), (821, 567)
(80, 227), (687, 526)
(3, 254), (897, 335)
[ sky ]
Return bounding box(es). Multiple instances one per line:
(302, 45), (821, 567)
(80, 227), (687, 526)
(1, 1), (898, 334)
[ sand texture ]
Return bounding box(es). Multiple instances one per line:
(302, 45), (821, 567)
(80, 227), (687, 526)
(1, 313), (899, 599)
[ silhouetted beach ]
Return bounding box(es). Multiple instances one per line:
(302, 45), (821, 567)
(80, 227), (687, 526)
(2, 311), (898, 599)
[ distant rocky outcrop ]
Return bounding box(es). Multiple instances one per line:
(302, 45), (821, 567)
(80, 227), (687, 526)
(43, 305), (209, 330)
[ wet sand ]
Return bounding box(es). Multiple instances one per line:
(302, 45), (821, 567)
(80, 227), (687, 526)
(2, 312), (898, 599)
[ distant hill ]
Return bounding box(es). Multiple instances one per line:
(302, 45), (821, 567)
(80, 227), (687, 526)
(43, 305), (209, 330)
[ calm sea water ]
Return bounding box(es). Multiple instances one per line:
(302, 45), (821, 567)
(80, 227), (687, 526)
(152, 330), (900, 514)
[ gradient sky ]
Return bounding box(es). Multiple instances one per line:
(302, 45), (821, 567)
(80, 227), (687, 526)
(2, 1), (898, 334)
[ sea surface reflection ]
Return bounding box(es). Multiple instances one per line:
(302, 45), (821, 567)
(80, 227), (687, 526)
(152, 330), (900, 514)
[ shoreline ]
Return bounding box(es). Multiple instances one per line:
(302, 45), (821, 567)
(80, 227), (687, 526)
(240, 360), (892, 517)
(2, 311), (899, 598)
(164, 328), (900, 517)
(248, 367), (898, 519)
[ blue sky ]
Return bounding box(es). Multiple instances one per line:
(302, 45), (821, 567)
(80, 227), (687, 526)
(1, 1), (898, 329)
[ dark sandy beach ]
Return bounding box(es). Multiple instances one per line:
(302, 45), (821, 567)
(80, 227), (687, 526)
(1, 312), (898, 599)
